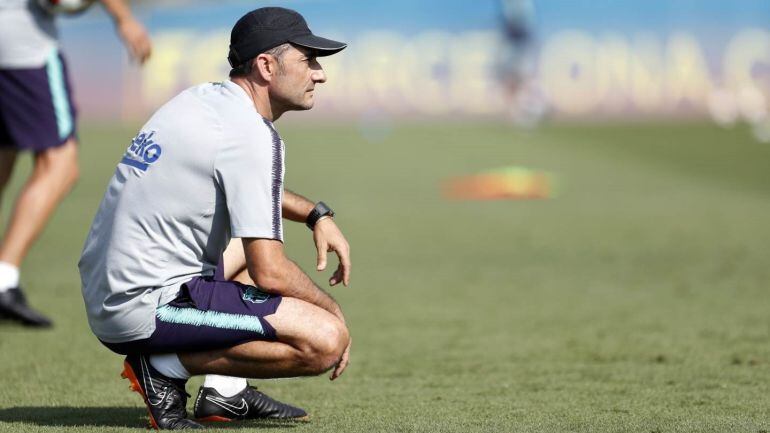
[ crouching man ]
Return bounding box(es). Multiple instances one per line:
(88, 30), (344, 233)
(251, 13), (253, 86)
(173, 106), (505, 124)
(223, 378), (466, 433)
(78, 7), (352, 429)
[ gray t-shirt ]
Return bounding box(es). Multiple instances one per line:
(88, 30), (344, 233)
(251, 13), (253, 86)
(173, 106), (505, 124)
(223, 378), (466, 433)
(79, 80), (285, 343)
(0, 0), (57, 68)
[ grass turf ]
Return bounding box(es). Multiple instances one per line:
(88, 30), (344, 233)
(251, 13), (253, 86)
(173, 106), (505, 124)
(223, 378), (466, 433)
(0, 121), (769, 432)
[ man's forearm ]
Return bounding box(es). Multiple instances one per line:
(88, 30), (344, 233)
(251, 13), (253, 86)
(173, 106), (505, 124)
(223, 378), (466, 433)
(282, 189), (314, 222)
(283, 260), (344, 322)
(255, 254), (344, 321)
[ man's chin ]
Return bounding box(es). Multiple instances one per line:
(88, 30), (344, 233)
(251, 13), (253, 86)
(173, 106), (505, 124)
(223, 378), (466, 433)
(303, 95), (316, 109)
(282, 103), (313, 112)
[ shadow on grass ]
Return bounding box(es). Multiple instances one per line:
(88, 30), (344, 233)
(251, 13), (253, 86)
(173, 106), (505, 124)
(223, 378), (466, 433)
(0, 407), (145, 428)
(0, 407), (300, 429)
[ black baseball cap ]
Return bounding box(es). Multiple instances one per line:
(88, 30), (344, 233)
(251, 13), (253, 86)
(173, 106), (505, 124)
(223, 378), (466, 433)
(228, 7), (347, 68)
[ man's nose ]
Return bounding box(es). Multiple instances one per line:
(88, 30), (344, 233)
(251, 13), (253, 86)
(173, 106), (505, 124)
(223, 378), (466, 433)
(312, 67), (327, 84)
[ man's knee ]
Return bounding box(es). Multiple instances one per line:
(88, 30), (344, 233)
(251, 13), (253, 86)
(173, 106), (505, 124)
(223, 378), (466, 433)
(297, 318), (349, 374)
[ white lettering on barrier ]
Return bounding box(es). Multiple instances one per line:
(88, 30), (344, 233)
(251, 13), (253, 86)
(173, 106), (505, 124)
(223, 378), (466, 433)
(400, 30), (452, 115)
(540, 30), (598, 114)
(666, 33), (713, 108)
(596, 34), (631, 110)
(138, 28), (768, 118)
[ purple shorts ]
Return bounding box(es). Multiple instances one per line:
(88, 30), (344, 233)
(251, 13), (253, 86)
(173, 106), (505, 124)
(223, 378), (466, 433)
(0, 50), (78, 152)
(102, 263), (283, 355)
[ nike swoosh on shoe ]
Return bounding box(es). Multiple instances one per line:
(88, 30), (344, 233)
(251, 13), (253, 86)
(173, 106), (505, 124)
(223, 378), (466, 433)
(205, 396), (249, 416)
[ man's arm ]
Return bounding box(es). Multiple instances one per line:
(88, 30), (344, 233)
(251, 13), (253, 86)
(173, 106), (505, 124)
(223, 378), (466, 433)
(243, 238), (344, 321)
(282, 189), (351, 286)
(98, 0), (152, 64)
(282, 189), (314, 222)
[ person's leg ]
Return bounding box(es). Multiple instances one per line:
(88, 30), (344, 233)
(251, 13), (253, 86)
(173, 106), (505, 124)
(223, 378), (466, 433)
(0, 49), (78, 328)
(0, 144), (76, 327)
(197, 239), (259, 392)
(0, 138), (79, 266)
(180, 296), (349, 379)
(198, 239), (342, 382)
(119, 290), (347, 428)
(185, 240), (318, 421)
(221, 237), (248, 280)
(0, 149), (19, 292)
(0, 148), (18, 208)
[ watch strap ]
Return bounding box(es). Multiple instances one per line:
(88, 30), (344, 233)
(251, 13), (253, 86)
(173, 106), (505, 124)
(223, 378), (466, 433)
(306, 201), (334, 230)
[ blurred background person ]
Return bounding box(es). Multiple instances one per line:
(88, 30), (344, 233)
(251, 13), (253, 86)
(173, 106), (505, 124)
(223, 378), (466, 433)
(497, 0), (547, 127)
(0, 0), (151, 327)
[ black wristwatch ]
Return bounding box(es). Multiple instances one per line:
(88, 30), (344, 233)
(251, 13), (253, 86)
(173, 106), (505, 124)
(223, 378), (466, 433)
(306, 201), (334, 230)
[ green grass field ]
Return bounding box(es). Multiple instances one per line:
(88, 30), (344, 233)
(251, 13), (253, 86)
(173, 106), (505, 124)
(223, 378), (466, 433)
(1, 121), (769, 432)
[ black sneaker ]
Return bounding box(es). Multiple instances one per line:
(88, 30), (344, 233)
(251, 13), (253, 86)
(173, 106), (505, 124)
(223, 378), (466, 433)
(121, 354), (204, 430)
(0, 287), (52, 328)
(193, 385), (308, 422)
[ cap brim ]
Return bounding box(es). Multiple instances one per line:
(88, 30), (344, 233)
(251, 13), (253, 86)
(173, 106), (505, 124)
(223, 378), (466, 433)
(289, 34), (347, 56)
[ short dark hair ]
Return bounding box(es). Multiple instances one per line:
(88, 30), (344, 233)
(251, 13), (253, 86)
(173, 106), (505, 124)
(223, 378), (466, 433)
(229, 43), (292, 78)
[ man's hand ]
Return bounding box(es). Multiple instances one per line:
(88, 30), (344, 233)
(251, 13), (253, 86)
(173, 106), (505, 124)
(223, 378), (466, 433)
(330, 338), (351, 380)
(313, 218), (351, 286)
(116, 18), (152, 64)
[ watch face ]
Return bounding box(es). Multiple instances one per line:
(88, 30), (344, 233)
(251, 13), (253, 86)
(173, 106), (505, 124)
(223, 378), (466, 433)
(317, 202), (333, 216)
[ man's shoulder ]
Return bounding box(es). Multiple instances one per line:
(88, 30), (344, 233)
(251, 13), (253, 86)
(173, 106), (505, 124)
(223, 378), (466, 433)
(148, 83), (232, 131)
(148, 81), (275, 153)
(211, 82), (276, 144)
(151, 85), (207, 117)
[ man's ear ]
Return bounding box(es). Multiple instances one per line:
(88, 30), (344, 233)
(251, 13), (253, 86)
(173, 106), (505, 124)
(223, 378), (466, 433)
(254, 54), (274, 82)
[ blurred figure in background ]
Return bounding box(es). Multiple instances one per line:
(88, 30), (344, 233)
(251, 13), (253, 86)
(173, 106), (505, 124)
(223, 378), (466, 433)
(497, 0), (547, 127)
(0, 0), (151, 327)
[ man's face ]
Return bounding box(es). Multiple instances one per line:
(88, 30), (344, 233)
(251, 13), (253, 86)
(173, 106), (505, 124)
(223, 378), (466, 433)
(269, 45), (327, 111)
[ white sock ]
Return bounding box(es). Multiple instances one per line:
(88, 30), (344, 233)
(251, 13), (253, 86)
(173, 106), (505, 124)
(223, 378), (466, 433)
(203, 375), (248, 397)
(149, 353), (191, 380)
(0, 262), (19, 292)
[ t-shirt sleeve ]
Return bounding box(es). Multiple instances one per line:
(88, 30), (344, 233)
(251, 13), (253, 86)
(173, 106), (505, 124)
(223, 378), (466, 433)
(213, 122), (283, 241)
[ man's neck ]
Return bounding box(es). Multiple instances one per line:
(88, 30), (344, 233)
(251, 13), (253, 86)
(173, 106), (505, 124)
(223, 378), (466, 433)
(230, 77), (283, 121)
